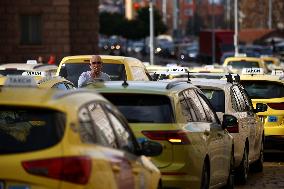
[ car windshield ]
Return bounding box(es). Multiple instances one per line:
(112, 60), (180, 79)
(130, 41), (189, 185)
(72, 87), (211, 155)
(0, 106), (66, 154)
(201, 89), (225, 113)
(102, 94), (175, 123)
(59, 63), (126, 87)
(241, 81), (284, 99)
(228, 61), (260, 69)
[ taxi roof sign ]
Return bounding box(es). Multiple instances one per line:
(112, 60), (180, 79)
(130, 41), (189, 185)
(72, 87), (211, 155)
(4, 75), (38, 87)
(271, 69), (284, 76)
(241, 68), (264, 75)
(26, 60), (38, 64)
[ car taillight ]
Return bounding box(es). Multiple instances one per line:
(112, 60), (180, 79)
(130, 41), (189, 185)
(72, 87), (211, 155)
(226, 124), (239, 133)
(22, 156), (91, 185)
(267, 102), (284, 110)
(141, 130), (190, 144)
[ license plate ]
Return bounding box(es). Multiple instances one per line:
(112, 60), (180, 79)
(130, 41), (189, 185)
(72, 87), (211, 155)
(268, 116), (277, 122)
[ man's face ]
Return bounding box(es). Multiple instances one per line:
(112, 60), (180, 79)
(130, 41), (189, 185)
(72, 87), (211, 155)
(90, 56), (102, 75)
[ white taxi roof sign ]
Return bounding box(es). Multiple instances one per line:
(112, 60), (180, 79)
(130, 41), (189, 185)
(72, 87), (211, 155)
(4, 76), (38, 87)
(26, 60), (38, 64)
(241, 68), (264, 75)
(271, 69), (284, 76)
(22, 71), (46, 76)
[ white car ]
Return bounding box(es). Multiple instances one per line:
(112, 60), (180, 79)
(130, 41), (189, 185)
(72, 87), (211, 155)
(190, 77), (266, 184)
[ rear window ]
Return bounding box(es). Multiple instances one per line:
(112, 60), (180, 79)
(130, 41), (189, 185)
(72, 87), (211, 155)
(0, 107), (66, 154)
(102, 94), (175, 123)
(241, 81), (284, 99)
(59, 63), (126, 87)
(201, 89), (225, 113)
(228, 61), (259, 69)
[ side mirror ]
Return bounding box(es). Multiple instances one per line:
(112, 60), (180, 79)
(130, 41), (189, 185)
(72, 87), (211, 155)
(140, 140), (163, 157)
(254, 103), (268, 113)
(222, 114), (239, 133)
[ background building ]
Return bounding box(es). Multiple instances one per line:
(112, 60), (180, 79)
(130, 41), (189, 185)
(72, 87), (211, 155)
(0, 0), (99, 63)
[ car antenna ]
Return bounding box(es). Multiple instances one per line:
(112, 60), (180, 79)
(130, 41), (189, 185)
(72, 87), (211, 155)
(187, 71), (191, 83)
(122, 78), (128, 88)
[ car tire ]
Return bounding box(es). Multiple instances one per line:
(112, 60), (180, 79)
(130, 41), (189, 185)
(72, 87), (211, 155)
(222, 149), (235, 189)
(236, 147), (249, 184)
(251, 139), (264, 172)
(200, 161), (210, 189)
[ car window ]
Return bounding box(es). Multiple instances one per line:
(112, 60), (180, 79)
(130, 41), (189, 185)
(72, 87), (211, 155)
(88, 102), (118, 148)
(52, 82), (69, 90)
(179, 91), (197, 122)
(231, 85), (247, 112)
(196, 91), (218, 123)
(78, 107), (96, 144)
(0, 106), (65, 154)
(104, 105), (136, 153)
(227, 61), (260, 69)
(182, 89), (207, 122)
(102, 94), (175, 123)
(241, 81), (284, 99)
(201, 89), (225, 113)
(130, 66), (149, 81)
(59, 63), (126, 87)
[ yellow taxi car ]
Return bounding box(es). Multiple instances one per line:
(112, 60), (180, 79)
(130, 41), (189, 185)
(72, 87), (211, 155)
(260, 56), (281, 71)
(239, 68), (284, 152)
(0, 76), (162, 189)
(85, 80), (236, 189)
(56, 55), (151, 87)
(0, 75), (76, 89)
(189, 65), (225, 73)
(223, 56), (268, 74)
(0, 62), (58, 77)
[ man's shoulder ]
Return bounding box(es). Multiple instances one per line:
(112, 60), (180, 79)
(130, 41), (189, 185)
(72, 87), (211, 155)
(80, 71), (91, 77)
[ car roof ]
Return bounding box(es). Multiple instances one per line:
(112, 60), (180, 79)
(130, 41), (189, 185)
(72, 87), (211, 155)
(240, 74), (284, 83)
(224, 56), (262, 63)
(60, 55), (144, 66)
(0, 87), (104, 112)
(189, 78), (232, 90)
(86, 81), (197, 95)
(0, 63), (58, 71)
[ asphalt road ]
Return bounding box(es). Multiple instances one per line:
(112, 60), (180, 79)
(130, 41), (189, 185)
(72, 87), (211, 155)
(235, 153), (284, 189)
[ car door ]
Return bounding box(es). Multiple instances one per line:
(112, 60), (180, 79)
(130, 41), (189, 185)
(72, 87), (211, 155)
(239, 85), (262, 159)
(79, 102), (135, 189)
(181, 89), (224, 185)
(196, 90), (232, 182)
(103, 103), (153, 189)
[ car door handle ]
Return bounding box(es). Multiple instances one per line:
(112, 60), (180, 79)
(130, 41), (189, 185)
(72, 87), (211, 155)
(204, 129), (210, 136)
(112, 165), (121, 172)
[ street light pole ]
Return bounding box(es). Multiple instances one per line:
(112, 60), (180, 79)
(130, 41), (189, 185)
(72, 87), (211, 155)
(149, 0), (155, 65)
(212, 0), (216, 64)
(234, 0), (239, 55)
(268, 0), (272, 29)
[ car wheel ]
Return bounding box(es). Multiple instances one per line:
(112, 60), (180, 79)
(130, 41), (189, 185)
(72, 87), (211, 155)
(236, 147), (249, 184)
(251, 139), (264, 172)
(222, 149), (234, 189)
(200, 162), (210, 189)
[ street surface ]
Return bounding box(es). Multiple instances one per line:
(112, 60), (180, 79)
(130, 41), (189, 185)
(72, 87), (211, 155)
(236, 153), (284, 189)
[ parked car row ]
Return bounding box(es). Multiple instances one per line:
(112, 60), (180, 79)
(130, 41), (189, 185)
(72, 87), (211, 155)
(0, 54), (283, 189)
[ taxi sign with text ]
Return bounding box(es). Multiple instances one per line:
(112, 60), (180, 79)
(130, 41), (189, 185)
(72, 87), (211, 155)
(271, 69), (284, 76)
(4, 76), (37, 87)
(242, 68), (264, 75)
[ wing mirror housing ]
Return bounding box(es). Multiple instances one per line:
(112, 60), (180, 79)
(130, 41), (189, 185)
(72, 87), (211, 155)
(254, 103), (268, 113)
(222, 114), (239, 133)
(139, 140), (163, 157)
